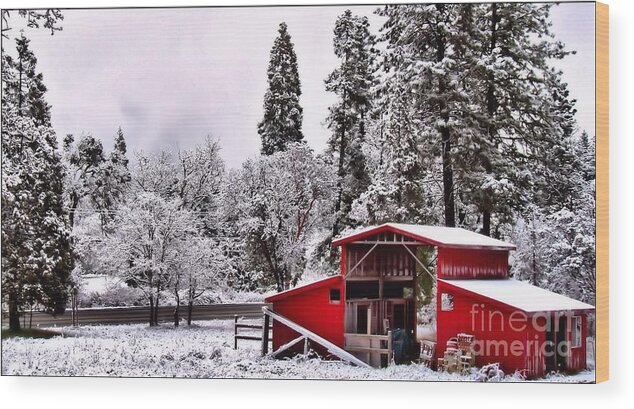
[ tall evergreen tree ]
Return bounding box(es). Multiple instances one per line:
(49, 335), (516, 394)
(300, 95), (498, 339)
(4, 34), (51, 126)
(377, 4), (469, 228)
(325, 10), (375, 238)
(375, 3), (576, 237)
(2, 36), (72, 330)
(93, 127), (132, 231)
(258, 22), (304, 155)
(462, 3), (573, 236)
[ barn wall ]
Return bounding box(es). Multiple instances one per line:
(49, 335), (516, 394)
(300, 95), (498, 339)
(271, 279), (344, 356)
(437, 282), (544, 378)
(437, 248), (508, 279)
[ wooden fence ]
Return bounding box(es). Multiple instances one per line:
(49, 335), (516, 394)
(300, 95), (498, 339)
(233, 315), (272, 350)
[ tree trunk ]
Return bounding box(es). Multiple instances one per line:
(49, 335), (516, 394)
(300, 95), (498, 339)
(154, 295), (160, 326)
(8, 292), (21, 331)
(187, 300), (194, 326)
(482, 3), (499, 237)
(332, 90), (348, 241)
(440, 125), (455, 227)
(149, 297), (155, 326)
(434, 9), (456, 228)
(173, 304), (180, 327)
(173, 289), (180, 327)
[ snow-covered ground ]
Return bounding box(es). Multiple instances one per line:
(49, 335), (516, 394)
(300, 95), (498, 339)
(1, 320), (594, 382)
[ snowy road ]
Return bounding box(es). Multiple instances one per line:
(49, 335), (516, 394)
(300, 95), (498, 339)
(2, 303), (268, 327)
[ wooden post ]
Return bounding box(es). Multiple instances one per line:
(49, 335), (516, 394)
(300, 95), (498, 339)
(387, 330), (393, 366)
(261, 313), (270, 356)
(234, 315), (238, 350)
(304, 337), (309, 355)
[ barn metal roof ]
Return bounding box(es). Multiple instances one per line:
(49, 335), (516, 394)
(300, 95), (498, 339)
(332, 223), (516, 250)
(439, 279), (595, 313)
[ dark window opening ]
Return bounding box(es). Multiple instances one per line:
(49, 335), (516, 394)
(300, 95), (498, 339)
(393, 304), (406, 329)
(329, 288), (340, 304)
(382, 282), (414, 299)
(346, 281), (379, 300)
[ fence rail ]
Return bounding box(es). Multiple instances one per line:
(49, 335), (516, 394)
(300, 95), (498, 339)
(233, 315), (272, 350)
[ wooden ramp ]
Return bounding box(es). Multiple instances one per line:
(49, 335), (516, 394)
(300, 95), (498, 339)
(262, 306), (371, 368)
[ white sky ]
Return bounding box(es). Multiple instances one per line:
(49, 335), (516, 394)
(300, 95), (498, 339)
(3, 2), (595, 169)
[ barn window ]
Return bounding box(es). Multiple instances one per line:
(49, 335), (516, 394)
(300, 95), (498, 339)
(572, 316), (582, 347)
(330, 288), (341, 304)
(441, 293), (454, 311)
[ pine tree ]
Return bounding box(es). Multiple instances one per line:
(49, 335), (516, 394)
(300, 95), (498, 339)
(258, 22), (304, 155)
(93, 127), (132, 231)
(376, 4), (469, 228)
(375, 3), (577, 237)
(2, 42), (72, 330)
(325, 10), (375, 238)
(462, 3), (573, 236)
(4, 34), (52, 126)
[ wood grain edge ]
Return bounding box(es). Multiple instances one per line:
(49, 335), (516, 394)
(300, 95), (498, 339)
(595, 1), (609, 384)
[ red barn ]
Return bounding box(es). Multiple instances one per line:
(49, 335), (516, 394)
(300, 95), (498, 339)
(264, 223), (594, 377)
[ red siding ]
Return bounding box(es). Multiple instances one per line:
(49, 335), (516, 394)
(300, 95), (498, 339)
(437, 281), (588, 379)
(269, 278), (344, 357)
(437, 248), (509, 279)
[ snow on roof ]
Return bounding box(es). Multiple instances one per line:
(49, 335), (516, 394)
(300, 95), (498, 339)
(333, 223), (515, 250)
(439, 279), (595, 313)
(265, 275), (342, 303)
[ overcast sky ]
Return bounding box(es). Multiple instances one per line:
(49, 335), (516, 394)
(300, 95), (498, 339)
(4, 2), (595, 169)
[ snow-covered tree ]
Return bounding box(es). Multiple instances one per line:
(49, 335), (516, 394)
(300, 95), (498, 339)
(91, 127), (131, 230)
(512, 132), (596, 305)
(176, 236), (231, 325)
(325, 9), (375, 239)
(100, 193), (197, 326)
(376, 4), (471, 228)
(258, 22), (304, 155)
(223, 143), (335, 291)
(175, 136), (224, 234)
(132, 139), (224, 234)
(2, 34), (72, 331)
(63, 134), (106, 229)
(3, 34), (51, 126)
(351, 67), (442, 226)
(459, 3), (574, 236)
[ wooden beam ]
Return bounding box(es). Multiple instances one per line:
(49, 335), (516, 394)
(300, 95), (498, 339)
(402, 244), (435, 281)
(270, 335), (306, 358)
(345, 242), (379, 279)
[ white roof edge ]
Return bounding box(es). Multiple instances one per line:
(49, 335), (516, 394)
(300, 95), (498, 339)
(439, 278), (595, 312)
(265, 275), (341, 300)
(386, 223), (516, 249)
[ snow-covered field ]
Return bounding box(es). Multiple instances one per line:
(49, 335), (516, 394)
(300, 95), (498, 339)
(1, 320), (594, 382)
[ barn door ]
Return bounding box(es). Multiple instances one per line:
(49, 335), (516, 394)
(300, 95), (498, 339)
(356, 305), (369, 334)
(555, 315), (568, 372)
